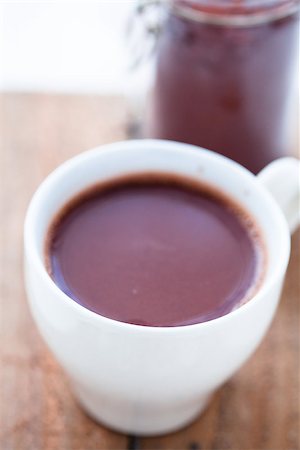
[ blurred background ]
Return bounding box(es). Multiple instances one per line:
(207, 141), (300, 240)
(0, 2), (148, 96)
(0, 2), (299, 450)
(1, 0), (299, 168)
(1, 1), (299, 94)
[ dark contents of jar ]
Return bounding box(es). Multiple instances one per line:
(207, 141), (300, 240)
(148, 1), (299, 173)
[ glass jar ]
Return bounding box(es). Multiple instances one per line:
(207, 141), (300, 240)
(146, 0), (300, 173)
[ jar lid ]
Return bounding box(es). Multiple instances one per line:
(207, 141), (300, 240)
(168, 0), (300, 26)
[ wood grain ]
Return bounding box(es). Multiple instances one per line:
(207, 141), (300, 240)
(0, 93), (299, 450)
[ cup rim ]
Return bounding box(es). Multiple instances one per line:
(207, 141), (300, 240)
(24, 139), (291, 334)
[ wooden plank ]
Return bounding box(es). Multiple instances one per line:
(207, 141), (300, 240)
(0, 93), (299, 450)
(0, 93), (128, 450)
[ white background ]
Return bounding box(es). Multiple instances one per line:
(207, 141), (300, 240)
(0, 1), (140, 94)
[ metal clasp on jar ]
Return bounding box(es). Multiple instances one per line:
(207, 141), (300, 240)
(126, 0), (167, 68)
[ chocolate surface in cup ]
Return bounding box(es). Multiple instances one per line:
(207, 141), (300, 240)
(45, 173), (266, 327)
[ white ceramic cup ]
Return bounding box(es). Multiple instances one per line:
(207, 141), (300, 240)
(24, 140), (300, 436)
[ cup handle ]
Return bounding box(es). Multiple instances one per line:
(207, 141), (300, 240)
(257, 157), (300, 235)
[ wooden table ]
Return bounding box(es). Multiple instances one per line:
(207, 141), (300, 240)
(0, 93), (299, 450)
